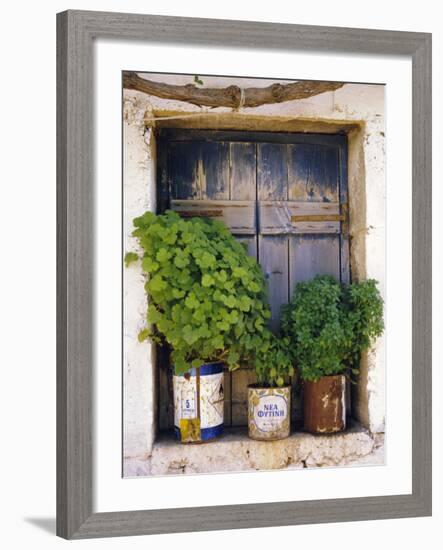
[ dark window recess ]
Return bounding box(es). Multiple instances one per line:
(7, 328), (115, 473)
(156, 129), (350, 430)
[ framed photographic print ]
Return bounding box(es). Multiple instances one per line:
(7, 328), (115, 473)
(57, 10), (432, 539)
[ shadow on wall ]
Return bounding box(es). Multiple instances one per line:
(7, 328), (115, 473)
(24, 517), (56, 535)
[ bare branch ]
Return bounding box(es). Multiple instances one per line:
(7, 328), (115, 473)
(123, 72), (344, 108)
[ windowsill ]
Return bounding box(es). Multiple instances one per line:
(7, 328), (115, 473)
(124, 420), (384, 477)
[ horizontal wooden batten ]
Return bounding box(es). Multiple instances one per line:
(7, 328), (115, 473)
(158, 129), (347, 147)
(171, 199), (256, 234)
(179, 209), (223, 218)
(290, 214), (345, 222)
(259, 201), (344, 234)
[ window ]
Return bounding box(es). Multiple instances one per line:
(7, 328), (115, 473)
(156, 129), (349, 431)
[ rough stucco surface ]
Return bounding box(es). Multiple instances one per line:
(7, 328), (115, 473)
(123, 76), (386, 468)
(123, 94), (157, 458)
(123, 425), (384, 477)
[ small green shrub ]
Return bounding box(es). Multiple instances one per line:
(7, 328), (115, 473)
(125, 210), (271, 375)
(340, 278), (385, 372)
(253, 332), (295, 388)
(282, 275), (384, 382)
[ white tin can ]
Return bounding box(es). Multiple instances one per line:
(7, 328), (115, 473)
(248, 385), (291, 441)
(173, 362), (224, 443)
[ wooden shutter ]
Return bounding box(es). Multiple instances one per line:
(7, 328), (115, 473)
(156, 130), (349, 430)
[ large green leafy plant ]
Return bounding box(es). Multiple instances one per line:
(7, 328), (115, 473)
(125, 210), (271, 375)
(282, 275), (384, 382)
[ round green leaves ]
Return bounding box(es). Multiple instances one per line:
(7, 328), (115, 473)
(126, 211), (271, 375)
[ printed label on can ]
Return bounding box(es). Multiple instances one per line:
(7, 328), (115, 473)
(173, 371), (224, 429)
(180, 391), (196, 419)
(253, 394), (288, 432)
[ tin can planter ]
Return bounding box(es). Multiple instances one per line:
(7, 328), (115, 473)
(173, 362), (224, 443)
(248, 385), (291, 441)
(303, 374), (346, 434)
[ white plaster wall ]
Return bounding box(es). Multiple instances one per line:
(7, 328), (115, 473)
(356, 112), (386, 434)
(123, 78), (386, 460)
(123, 94), (157, 458)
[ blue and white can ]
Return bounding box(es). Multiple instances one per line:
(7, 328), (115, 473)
(173, 362), (224, 443)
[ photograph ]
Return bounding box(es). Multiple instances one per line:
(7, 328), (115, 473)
(123, 71), (386, 477)
(1, 1), (434, 544)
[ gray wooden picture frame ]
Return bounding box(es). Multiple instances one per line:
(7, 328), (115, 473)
(57, 10), (432, 539)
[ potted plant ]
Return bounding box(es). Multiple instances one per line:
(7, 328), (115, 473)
(247, 332), (295, 441)
(125, 210), (271, 443)
(282, 275), (384, 434)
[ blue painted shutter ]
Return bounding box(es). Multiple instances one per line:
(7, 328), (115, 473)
(157, 131), (349, 429)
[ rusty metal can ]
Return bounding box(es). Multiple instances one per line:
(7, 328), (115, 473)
(173, 362), (224, 443)
(303, 374), (346, 434)
(248, 385), (291, 441)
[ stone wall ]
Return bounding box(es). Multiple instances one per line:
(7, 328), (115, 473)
(123, 75), (386, 467)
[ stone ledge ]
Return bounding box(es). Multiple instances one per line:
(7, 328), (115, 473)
(124, 422), (384, 477)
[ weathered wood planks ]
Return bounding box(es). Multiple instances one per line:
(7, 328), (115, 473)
(259, 200), (342, 234)
(288, 143), (340, 202)
(168, 140), (230, 200)
(289, 235), (341, 294)
(230, 142), (256, 200)
(229, 143), (258, 426)
(170, 199), (256, 234)
(157, 130), (349, 429)
(257, 142), (289, 332)
(231, 369), (257, 426)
